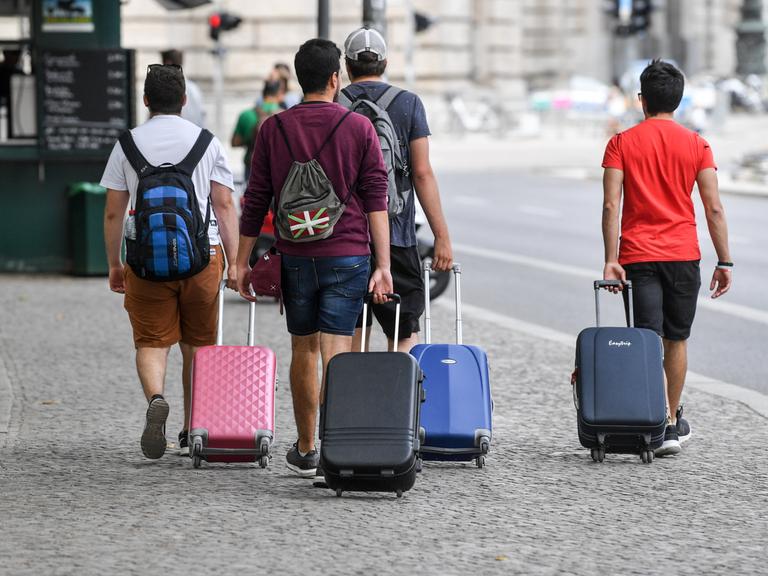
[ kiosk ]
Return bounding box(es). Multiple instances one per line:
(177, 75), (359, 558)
(0, 0), (134, 273)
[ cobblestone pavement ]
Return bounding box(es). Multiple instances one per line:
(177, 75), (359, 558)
(1, 275), (766, 576)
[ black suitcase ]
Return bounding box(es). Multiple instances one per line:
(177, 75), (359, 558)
(319, 294), (425, 498)
(573, 280), (667, 464)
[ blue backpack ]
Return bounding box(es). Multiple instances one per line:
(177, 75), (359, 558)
(119, 129), (213, 281)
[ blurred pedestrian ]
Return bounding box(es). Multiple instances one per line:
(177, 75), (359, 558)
(161, 49), (206, 128)
(601, 59), (732, 456)
(236, 39), (393, 477)
(101, 63), (239, 460)
(340, 26), (453, 353)
(273, 61), (302, 108)
(232, 78), (283, 181)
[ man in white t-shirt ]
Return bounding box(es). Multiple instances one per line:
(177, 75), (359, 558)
(101, 64), (238, 460)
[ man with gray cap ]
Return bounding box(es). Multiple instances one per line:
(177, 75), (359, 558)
(342, 26), (453, 353)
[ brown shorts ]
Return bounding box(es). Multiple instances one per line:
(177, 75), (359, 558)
(124, 246), (224, 348)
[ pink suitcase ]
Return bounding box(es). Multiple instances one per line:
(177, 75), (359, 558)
(189, 282), (276, 468)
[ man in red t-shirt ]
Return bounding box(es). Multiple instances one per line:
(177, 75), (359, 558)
(601, 60), (732, 456)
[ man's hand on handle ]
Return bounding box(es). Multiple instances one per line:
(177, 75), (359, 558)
(603, 262), (626, 294)
(710, 267), (731, 299)
(236, 263), (257, 302)
(431, 236), (453, 272)
(368, 266), (393, 305)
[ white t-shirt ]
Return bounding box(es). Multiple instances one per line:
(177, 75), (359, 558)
(100, 114), (233, 245)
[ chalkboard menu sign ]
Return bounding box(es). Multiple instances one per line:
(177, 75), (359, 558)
(40, 49), (133, 156)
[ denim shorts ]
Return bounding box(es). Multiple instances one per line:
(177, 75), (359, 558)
(281, 254), (370, 336)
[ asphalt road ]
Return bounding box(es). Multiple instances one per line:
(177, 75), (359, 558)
(433, 171), (768, 395)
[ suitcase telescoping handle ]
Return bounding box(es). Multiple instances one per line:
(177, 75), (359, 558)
(593, 280), (633, 328)
(422, 259), (463, 345)
(361, 293), (401, 352)
(216, 280), (256, 346)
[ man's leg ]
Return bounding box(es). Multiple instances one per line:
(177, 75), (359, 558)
(320, 332), (354, 399)
(179, 342), (197, 430)
(352, 325), (372, 352)
(136, 346), (171, 459)
(663, 338), (688, 422)
(290, 333), (321, 455)
(391, 333), (419, 353)
(136, 347), (170, 400)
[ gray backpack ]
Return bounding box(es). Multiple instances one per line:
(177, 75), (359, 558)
(338, 85), (410, 216)
(273, 111), (352, 243)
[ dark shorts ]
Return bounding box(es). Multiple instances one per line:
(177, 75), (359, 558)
(281, 254), (370, 337)
(623, 260), (701, 341)
(356, 245), (424, 341)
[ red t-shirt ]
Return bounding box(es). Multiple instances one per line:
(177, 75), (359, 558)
(602, 118), (716, 265)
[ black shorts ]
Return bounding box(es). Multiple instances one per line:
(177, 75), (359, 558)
(623, 260), (701, 341)
(356, 245), (424, 341)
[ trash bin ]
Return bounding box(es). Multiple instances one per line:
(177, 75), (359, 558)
(69, 182), (108, 276)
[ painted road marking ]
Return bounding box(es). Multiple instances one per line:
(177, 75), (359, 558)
(435, 299), (768, 419)
(453, 242), (768, 326)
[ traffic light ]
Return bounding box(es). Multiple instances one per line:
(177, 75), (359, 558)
(209, 12), (242, 41)
(611, 0), (652, 36)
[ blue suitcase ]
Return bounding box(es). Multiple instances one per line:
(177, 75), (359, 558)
(573, 280), (667, 464)
(410, 261), (493, 468)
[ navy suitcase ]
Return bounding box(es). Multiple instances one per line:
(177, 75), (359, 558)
(410, 261), (492, 468)
(319, 295), (425, 498)
(574, 280), (666, 464)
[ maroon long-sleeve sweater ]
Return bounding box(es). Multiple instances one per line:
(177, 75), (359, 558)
(240, 101), (388, 257)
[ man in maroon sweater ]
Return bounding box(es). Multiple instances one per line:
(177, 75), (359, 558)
(237, 39), (392, 477)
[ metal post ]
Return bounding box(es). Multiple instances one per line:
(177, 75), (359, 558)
(363, 0), (387, 37)
(318, 0), (330, 39)
(736, 0), (767, 75)
(213, 40), (224, 162)
(403, 0), (415, 88)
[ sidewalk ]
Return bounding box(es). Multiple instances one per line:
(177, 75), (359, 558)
(0, 275), (766, 575)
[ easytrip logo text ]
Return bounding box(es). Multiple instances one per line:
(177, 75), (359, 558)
(608, 340), (632, 348)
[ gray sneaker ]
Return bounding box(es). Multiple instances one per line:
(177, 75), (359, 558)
(141, 395), (169, 459)
(654, 424), (681, 457)
(286, 442), (319, 477)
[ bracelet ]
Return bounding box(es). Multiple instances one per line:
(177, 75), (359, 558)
(716, 261), (733, 270)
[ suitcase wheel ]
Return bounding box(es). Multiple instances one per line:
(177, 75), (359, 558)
(640, 450), (654, 464)
(335, 489), (343, 498)
(193, 455), (202, 468)
(590, 447), (605, 463)
(479, 437), (490, 455)
(259, 455), (269, 469)
(476, 455), (486, 469)
(416, 458), (423, 473)
(258, 437), (270, 457)
(396, 489), (403, 498)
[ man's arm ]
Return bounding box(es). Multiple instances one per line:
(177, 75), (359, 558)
(367, 210), (393, 303)
(236, 119), (274, 301)
(103, 189), (130, 293)
(210, 181), (238, 290)
(602, 167), (625, 293)
(697, 167), (732, 299)
(410, 137), (452, 272)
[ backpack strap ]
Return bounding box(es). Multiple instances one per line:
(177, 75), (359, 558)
(373, 86), (403, 111)
(119, 130), (154, 178)
(176, 129), (214, 177)
(274, 114), (296, 162)
(337, 88), (354, 108)
(315, 110), (353, 157)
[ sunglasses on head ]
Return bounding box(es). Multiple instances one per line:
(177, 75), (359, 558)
(147, 63), (183, 74)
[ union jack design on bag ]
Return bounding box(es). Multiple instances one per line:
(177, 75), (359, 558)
(288, 208), (331, 239)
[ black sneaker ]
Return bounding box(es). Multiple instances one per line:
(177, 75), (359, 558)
(141, 394), (169, 459)
(178, 430), (189, 457)
(286, 442), (319, 477)
(676, 405), (691, 444)
(654, 424), (681, 457)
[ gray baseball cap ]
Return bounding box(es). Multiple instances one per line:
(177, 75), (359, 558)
(344, 27), (387, 61)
